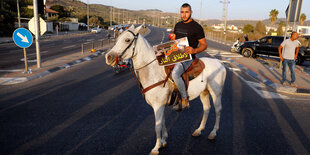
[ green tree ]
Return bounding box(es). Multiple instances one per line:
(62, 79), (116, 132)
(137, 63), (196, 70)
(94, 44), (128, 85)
(67, 6), (76, 17)
(20, 0), (33, 18)
(50, 5), (68, 18)
(0, 0), (17, 36)
(276, 24), (284, 36)
(89, 16), (100, 27)
(269, 9), (279, 26)
(242, 24), (254, 34)
(254, 21), (266, 35)
(300, 13), (307, 25)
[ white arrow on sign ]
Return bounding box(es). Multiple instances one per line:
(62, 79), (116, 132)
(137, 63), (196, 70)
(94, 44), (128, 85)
(17, 32), (29, 43)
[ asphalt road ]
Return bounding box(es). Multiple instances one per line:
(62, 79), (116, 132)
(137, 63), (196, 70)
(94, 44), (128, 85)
(0, 26), (309, 155)
(0, 31), (109, 69)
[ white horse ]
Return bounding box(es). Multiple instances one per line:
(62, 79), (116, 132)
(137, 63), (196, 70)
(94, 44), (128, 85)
(105, 25), (226, 155)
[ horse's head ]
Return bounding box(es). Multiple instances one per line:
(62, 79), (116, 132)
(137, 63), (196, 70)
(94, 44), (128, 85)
(105, 25), (144, 66)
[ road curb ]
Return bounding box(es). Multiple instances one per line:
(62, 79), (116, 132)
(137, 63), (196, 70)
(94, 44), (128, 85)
(225, 57), (310, 96)
(0, 50), (106, 85)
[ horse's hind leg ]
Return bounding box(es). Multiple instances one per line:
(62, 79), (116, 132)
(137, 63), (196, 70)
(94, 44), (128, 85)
(150, 104), (165, 155)
(192, 89), (211, 137)
(208, 91), (222, 140)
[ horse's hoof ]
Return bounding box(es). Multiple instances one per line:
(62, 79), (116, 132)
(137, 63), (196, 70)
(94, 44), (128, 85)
(192, 130), (201, 137)
(208, 132), (216, 140)
(162, 142), (167, 148)
(150, 150), (159, 155)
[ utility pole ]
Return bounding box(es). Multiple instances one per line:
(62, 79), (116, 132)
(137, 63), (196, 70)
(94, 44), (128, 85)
(293, 0), (302, 31)
(284, 0), (293, 41)
(220, 0), (230, 44)
(157, 14), (159, 27)
(17, 0), (21, 27)
(17, 0), (29, 72)
(87, 0), (89, 31)
(118, 9), (120, 24)
(112, 7), (114, 24)
(33, 0), (41, 68)
(200, 0), (202, 24)
(153, 11), (155, 26)
(110, 6), (112, 27)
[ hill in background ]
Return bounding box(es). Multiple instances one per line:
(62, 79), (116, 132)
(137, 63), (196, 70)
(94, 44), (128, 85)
(46, 0), (309, 28)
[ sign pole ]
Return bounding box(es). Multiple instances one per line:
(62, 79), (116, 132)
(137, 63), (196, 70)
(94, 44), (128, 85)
(23, 48), (28, 72)
(33, 0), (41, 68)
(13, 28), (33, 74)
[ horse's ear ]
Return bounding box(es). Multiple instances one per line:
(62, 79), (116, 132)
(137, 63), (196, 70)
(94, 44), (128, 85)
(128, 25), (135, 31)
(134, 25), (144, 34)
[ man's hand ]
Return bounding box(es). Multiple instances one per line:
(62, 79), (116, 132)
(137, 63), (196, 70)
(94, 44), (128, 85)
(185, 46), (195, 54)
(294, 56), (297, 61)
(280, 56), (284, 61)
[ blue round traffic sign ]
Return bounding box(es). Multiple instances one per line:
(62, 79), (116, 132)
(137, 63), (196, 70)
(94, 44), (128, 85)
(12, 28), (33, 48)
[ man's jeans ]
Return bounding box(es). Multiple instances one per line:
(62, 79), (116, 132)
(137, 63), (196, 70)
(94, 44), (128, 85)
(282, 59), (296, 83)
(172, 59), (193, 99)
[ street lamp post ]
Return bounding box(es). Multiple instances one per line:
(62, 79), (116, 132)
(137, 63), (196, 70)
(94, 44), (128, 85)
(87, 0), (89, 31)
(220, 0), (230, 44)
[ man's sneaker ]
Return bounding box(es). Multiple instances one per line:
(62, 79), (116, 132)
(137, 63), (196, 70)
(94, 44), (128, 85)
(281, 81), (289, 86)
(290, 82), (297, 87)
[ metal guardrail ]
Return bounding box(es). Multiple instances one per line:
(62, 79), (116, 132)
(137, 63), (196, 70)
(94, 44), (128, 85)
(81, 38), (114, 54)
(41, 31), (92, 41)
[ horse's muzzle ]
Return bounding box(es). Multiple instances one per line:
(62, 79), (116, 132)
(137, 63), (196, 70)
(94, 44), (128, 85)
(105, 52), (117, 66)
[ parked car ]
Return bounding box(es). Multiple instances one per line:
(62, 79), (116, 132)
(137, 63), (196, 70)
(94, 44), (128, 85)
(238, 36), (310, 65)
(91, 27), (101, 33)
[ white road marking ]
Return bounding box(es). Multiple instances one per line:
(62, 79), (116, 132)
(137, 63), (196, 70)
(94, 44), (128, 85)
(20, 58), (37, 62)
(232, 70), (289, 99)
(86, 39), (95, 42)
(206, 49), (242, 57)
(228, 67), (241, 71)
(0, 69), (23, 72)
(62, 45), (76, 49)
(0, 77), (28, 85)
(160, 30), (165, 44)
(220, 60), (230, 63)
(27, 51), (48, 56)
(208, 49), (308, 100)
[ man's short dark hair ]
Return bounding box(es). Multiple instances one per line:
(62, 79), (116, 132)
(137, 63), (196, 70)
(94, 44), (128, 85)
(291, 31), (298, 37)
(181, 3), (192, 11)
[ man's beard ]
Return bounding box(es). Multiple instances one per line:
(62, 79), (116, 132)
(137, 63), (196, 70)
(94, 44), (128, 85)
(182, 14), (191, 23)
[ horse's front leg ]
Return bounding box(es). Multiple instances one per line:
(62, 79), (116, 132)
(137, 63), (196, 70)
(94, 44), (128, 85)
(161, 112), (168, 148)
(150, 104), (165, 155)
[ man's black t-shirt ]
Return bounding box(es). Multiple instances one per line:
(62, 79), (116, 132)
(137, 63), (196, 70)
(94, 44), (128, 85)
(174, 19), (205, 58)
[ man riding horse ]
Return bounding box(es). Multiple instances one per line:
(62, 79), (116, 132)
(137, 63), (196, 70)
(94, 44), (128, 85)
(171, 3), (208, 110)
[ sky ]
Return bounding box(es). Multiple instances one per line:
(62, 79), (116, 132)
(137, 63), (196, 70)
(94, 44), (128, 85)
(80, 0), (309, 21)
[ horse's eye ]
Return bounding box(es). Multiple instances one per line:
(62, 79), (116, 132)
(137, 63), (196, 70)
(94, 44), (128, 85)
(125, 38), (131, 43)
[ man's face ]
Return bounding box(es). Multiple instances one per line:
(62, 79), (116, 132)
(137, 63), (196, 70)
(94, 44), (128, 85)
(180, 7), (192, 22)
(291, 32), (299, 40)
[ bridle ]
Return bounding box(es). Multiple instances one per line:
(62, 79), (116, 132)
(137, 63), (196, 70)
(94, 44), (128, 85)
(115, 30), (139, 64)
(115, 30), (156, 71)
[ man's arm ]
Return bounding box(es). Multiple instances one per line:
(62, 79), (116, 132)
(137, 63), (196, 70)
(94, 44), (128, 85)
(278, 45), (283, 61)
(185, 38), (207, 54)
(294, 46), (299, 61)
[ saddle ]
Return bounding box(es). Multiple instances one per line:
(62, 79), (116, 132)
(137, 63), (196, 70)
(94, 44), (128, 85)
(164, 58), (205, 111)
